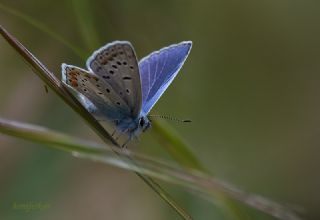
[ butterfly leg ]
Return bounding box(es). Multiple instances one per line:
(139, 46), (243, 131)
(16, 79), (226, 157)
(114, 133), (122, 141)
(111, 119), (122, 141)
(134, 135), (140, 142)
(111, 129), (120, 143)
(121, 135), (132, 148)
(114, 128), (128, 142)
(119, 127), (133, 148)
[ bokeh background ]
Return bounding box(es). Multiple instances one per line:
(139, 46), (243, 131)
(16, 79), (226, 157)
(1, 0), (320, 219)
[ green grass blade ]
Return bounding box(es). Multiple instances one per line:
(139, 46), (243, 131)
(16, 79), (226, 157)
(0, 117), (302, 220)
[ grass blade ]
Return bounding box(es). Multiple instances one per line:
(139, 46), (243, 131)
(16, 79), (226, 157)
(0, 117), (302, 220)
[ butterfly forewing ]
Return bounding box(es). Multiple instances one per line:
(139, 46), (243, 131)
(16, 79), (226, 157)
(138, 41), (192, 114)
(86, 41), (142, 118)
(61, 64), (130, 120)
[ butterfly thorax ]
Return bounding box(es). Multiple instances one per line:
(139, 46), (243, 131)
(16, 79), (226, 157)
(116, 114), (151, 137)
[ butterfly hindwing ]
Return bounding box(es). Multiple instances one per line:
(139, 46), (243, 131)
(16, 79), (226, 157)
(138, 41), (192, 114)
(86, 41), (142, 118)
(61, 64), (130, 121)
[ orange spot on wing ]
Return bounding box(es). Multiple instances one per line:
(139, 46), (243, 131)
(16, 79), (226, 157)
(71, 80), (78, 87)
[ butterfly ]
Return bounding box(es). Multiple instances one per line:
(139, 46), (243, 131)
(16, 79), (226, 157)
(62, 41), (192, 146)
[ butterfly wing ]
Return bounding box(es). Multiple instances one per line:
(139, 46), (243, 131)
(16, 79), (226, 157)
(86, 41), (142, 118)
(138, 41), (192, 115)
(61, 64), (131, 121)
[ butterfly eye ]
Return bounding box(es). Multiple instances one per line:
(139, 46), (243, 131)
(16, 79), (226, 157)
(139, 118), (145, 127)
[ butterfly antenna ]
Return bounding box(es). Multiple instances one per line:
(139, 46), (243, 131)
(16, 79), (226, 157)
(148, 115), (192, 123)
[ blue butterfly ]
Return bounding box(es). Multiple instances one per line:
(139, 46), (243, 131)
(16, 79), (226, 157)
(62, 41), (192, 145)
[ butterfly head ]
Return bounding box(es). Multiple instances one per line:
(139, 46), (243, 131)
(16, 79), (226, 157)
(127, 115), (151, 138)
(138, 115), (151, 133)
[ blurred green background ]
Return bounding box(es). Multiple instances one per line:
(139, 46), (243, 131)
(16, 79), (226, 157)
(1, 0), (320, 219)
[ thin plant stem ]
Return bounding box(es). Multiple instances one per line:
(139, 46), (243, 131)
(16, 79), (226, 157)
(0, 117), (302, 220)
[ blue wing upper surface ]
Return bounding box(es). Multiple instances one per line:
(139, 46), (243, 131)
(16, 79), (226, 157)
(138, 41), (192, 115)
